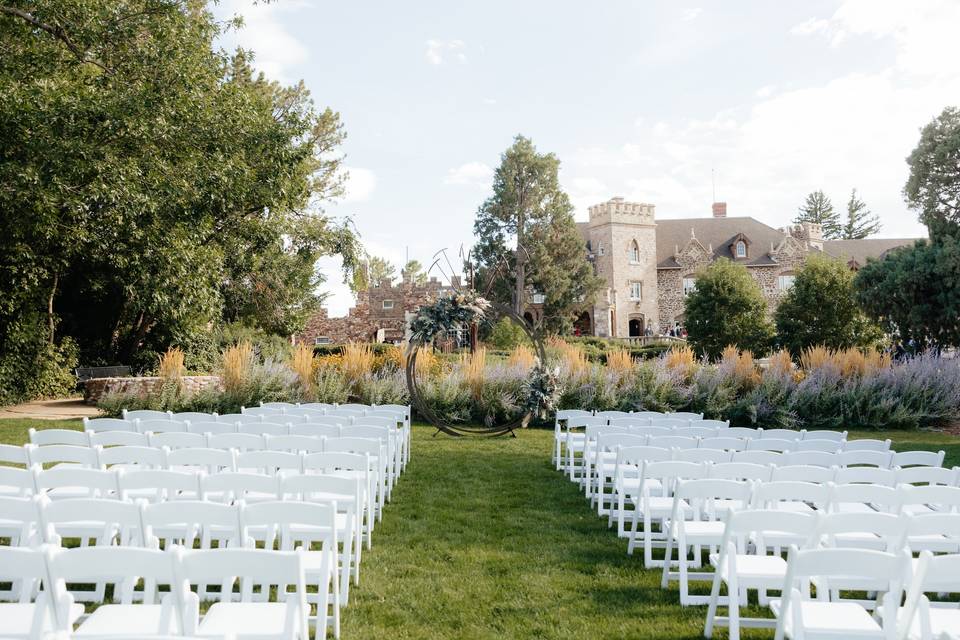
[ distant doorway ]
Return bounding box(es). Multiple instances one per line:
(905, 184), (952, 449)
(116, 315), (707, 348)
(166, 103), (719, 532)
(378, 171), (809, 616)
(574, 311), (592, 336)
(628, 318), (643, 337)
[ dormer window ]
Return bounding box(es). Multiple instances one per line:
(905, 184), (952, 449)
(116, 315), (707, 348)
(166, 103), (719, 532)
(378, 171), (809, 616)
(629, 240), (640, 263)
(735, 241), (746, 258)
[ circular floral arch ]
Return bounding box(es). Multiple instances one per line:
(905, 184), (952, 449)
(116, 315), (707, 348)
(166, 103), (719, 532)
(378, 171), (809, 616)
(404, 292), (553, 437)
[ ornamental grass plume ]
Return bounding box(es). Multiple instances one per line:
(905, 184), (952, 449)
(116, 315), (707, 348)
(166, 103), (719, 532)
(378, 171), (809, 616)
(222, 341), (254, 393)
(158, 347), (185, 380)
(800, 345), (835, 371)
(507, 344), (537, 371)
(606, 349), (634, 373)
(665, 344), (696, 374)
(342, 341), (374, 382)
(461, 346), (487, 400)
(557, 341), (589, 378)
(767, 349), (794, 377)
(290, 342), (316, 396)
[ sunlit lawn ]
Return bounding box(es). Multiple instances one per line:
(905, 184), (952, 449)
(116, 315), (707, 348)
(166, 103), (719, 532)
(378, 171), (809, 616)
(3, 419), (960, 639)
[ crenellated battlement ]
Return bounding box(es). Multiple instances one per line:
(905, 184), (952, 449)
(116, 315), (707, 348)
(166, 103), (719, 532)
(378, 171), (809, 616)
(588, 197), (656, 226)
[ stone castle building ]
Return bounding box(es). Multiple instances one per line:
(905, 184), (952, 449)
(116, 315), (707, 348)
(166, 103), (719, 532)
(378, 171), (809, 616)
(576, 197), (918, 337)
(298, 196), (918, 345)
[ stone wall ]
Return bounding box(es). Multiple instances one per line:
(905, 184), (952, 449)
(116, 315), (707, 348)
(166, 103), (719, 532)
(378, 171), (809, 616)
(83, 376), (221, 405)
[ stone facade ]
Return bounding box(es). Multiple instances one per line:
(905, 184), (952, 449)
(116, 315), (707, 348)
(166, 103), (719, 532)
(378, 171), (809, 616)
(83, 375), (221, 405)
(578, 197), (917, 337)
(297, 274), (459, 345)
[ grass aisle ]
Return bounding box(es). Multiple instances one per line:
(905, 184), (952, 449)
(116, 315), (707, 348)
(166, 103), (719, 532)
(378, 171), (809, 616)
(343, 426), (706, 640)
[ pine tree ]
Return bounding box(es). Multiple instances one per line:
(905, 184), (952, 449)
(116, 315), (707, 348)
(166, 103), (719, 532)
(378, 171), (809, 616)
(841, 189), (882, 239)
(794, 190), (842, 239)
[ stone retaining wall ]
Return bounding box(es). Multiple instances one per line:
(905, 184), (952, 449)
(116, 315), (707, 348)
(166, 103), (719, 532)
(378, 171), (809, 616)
(83, 376), (221, 405)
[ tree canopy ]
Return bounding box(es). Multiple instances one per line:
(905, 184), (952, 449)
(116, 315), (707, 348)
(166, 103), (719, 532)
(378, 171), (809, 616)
(775, 254), (883, 355)
(904, 106), (960, 240)
(0, 1), (360, 399)
(841, 189), (882, 239)
(684, 259), (774, 359)
(471, 135), (602, 333)
(794, 190), (842, 239)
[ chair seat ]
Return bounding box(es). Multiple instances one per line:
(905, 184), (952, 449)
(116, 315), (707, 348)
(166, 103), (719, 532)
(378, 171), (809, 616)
(897, 605), (960, 640)
(712, 554), (789, 583)
(831, 532), (886, 549)
(198, 601), (295, 638)
(770, 599), (884, 638)
(678, 521), (726, 543)
(636, 497), (688, 516)
(0, 602), (81, 637)
(617, 479), (663, 496)
(75, 603), (175, 636)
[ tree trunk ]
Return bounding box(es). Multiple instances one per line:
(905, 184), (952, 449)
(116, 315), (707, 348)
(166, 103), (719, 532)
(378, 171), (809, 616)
(513, 177), (527, 317)
(47, 273), (58, 345)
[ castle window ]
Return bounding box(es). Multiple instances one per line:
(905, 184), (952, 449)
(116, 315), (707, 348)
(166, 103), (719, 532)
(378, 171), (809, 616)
(682, 277), (697, 297)
(598, 241), (605, 256)
(778, 274), (796, 291)
(382, 300), (395, 309)
(735, 241), (747, 258)
(314, 336), (331, 345)
(629, 281), (642, 300)
(629, 240), (640, 263)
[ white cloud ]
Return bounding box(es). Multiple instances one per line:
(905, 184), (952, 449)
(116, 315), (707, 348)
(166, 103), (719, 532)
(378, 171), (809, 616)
(340, 167), (377, 203)
(216, 0), (310, 81)
(444, 162), (493, 187)
(755, 84), (777, 98)
(482, 97), (498, 105)
(425, 39), (467, 65)
(681, 7), (703, 21)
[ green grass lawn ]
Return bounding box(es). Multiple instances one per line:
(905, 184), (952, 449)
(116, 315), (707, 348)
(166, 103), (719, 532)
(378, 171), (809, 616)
(3, 419), (960, 639)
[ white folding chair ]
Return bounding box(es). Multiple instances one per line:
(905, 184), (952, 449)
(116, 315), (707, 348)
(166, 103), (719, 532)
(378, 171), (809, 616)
(165, 447), (235, 474)
(698, 419), (730, 430)
(704, 510), (820, 640)
(28, 428), (88, 447)
(843, 438), (892, 452)
(760, 429), (802, 441)
(0, 443), (31, 468)
(239, 421), (289, 437)
(207, 433), (265, 452)
(302, 452), (374, 548)
(782, 451), (840, 468)
(123, 410), (171, 421)
(609, 417), (652, 428)
(88, 430), (149, 447)
(98, 445), (166, 471)
(565, 416), (610, 481)
(610, 446), (673, 537)
(0, 467), (35, 498)
(241, 501), (340, 638)
(899, 485), (960, 516)
(341, 425), (399, 499)
(33, 467), (117, 500)
(676, 426), (720, 439)
(83, 418), (134, 433)
(173, 547), (310, 640)
(897, 551), (960, 640)
(234, 450), (302, 475)
(725, 427), (762, 439)
(291, 423), (341, 438)
(732, 450), (784, 466)
(771, 465), (837, 483)
(709, 462), (773, 483)
(324, 437), (386, 521)
(216, 413), (263, 424)
(142, 501), (243, 569)
(588, 433), (648, 512)
(633, 411), (667, 419)
(265, 434), (325, 454)
(893, 450), (946, 469)
(660, 478), (753, 605)
(0, 546), (79, 639)
(48, 545), (179, 638)
(241, 406), (285, 418)
(0, 495), (41, 550)
(834, 466), (897, 487)
(751, 482), (833, 551)
(147, 432), (206, 450)
(187, 420), (236, 435)
(699, 437), (746, 452)
(118, 469), (202, 503)
(201, 472), (280, 504)
(770, 546), (906, 640)
(27, 444), (100, 469)
(829, 482), (902, 516)
(746, 438), (795, 452)
(671, 412), (704, 420)
(648, 435), (699, 450)
(838, 450), (894, 468)
(135, 419), (187, 434)
(792, 439), (842, 453)
(675, 448), (733, 464)
(260, 402), (297, 409)
(897, 466), (958, 487)
(803, 429), (847, 442)
(172, 412), (216, 423)
(904, 512), (960, 554)
(649, 418), (691, 429)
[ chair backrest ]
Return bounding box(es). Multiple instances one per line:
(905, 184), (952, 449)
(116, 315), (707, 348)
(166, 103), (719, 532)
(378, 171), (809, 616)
(339, 403), (370, 412)
(630, 425), (672, 438)
(201, 472), (280, 503)
(40, 497), (143, 545)
(609, 417), (650, 428)
(595, 410), (632, 419)
(834, 466), (896, 486)
(206, 433), (264, 452)
(719, 509), (820, 553)
(674, 426), (719, 439)
(28, 428), (88, 447)
(760, 428), (801, 440)
(596, 433), (648, 452)
(88, 430), (149, 447)
(892, 450), (945, 468)
(708, 461), (773, 482)
(367, 410), (405, 426)
(698, 419), (730, 430)
(261, 402), (297, 409)
(172, 412), (216, 423)
(782, 451), (840, 467)
(302, 451), (370, 475)
(843, 438), (892, 452)
(641, 460), (708, 496)
(238, 421), (289, 436)
(28, 444), (100, 468)
(187, 420), (236, 435)
(792, 439), (842, 453)
(165, 447), (235, 473)
(771, 464), (837, 483)
(900, 485), (960, 514)
(118, 469), (201, 502)
(324, 436), (382, 458)
(698, 436), (746, 452)
(341, 425), (392, 443)
(353, 416), (396, 429)
(142, 501), (241, 548)
(135, 419), (187, 434)
(725, 427), (762, 439)
(299, 402), (335, 410)
(264, 434), (325, 453)
(674, 478), (752, 516)
(282, 408), (331, 422)
(374, 403), (409, 420)
(632, 411), (666, 419)
(0, 496), (41, 545)
(674, 448), (733, 464)
(0, 546), (49, 606)
(34, 467), (118, 499)
(731, 450), (784, 466)
(647, 436), (699, 450)
(216, 413), (262, 424)
(123, 410), (171, 421)
(241, 500), (338, 550)
(648, 418), (690, 429)
(895, 465), (958, 487)
(148, 432), (206, 450)
(0, 443), (30, 466)
(803, 429), (847, 442)
(901, 550), (960, 636)
(816, 511), (909, 550)
(280, 472), (360, 505)
(290, 423), (340, 439)
(235, 450), (302, 475)
(745, 438), (794, 452)
(97, 444), (166, 469)
(751, 480), (832, 511)
(83, 417), (134, 433)
(240, 406), (284, 417)
(48, 546), (176, 608)
(556, 409), (593, 422)
(904, 513), (960, 551)
(670, 412), (703, 420)
(837, 450), (894, 469)
(830, 483), (902, 514)
(0, 467), (35, 497)
(568, 416), (609, 429)
(615, 446), (672, 468)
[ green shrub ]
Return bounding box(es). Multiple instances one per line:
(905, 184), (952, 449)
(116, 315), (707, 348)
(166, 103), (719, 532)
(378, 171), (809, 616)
(485, 317), (530, 350)
(0, 316), (78, 404)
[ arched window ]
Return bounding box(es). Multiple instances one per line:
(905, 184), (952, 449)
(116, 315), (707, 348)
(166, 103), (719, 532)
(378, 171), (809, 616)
(735, 241), (747, 258)
(629, 240), (640, 263)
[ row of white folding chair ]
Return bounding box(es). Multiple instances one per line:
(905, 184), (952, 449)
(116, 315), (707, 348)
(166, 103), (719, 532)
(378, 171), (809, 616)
(3, 474), (360, 613)
(0, 543), (318, 639)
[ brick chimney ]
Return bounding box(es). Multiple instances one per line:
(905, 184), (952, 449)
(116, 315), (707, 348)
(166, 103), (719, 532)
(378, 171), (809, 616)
(712, 202), (727, 218)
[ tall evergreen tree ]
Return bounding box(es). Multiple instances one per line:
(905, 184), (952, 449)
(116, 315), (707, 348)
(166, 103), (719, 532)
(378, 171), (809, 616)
(794, 190), (842, 239)
(841, 189), (882, 239)
(472, 135), (602, 333)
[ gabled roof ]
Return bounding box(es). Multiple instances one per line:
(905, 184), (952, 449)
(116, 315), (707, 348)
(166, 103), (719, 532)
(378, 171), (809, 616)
(655, 216), (788, 268)
(822, 238), (918, 266)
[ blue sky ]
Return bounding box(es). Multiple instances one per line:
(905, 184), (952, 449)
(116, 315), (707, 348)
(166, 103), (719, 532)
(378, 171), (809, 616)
(216, 0), (960, 315)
